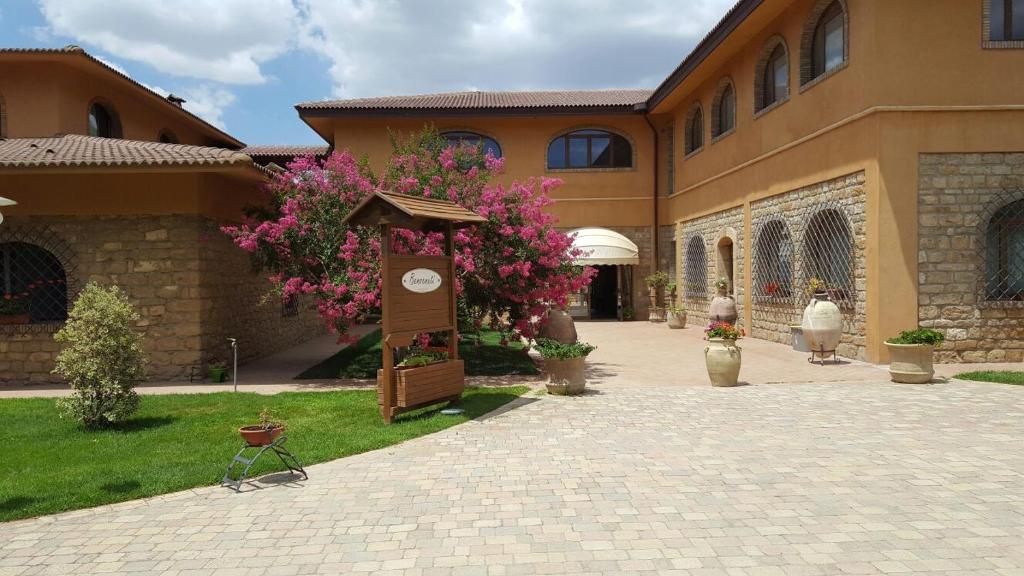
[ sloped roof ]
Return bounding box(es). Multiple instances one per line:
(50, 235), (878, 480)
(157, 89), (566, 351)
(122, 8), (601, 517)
(242, 145), (330, 157)
(0, 135), (260, 173)
(0, 46), (244, 148)
(344, 191), (486, 230)
(298, 89), (652, 115)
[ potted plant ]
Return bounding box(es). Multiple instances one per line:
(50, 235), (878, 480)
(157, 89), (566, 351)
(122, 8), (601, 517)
(208, 361), (228, 383)
(801, 277), (842, 360)
(620, 307), (634, 321)
(0, 294), (30, 325)
(885, 329), (945, 383)
(239, 408), (286, 446)
(704, 321), (743, 387)
(666, 304), (687, 329)
(644, 271), (670, 322)
(535, 338), (596, 395)
(709, 277), (737, 324)
(666, 279), (678, 305)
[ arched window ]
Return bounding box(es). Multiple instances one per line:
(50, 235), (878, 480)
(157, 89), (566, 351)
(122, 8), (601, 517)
(684, 103), (704, 155)
(711, 79), (736, 138)
(158, 130), (179, 144)
(441, 131), (501, 158)
(753, 219), (794, 300)
(547, 129), (632, 169)
(0, 242), (68, 324)
(88, 101), (122, 138)
(985, 199), (1024, 301)
(683, 235), (708, 300)
(756, 38), (790, 112)
(988, 0), (1024, 42)
(802, 207), (854, 307)
(802, 0), (848, 85)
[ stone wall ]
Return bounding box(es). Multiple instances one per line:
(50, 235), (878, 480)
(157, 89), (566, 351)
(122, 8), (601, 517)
(750, 171), (868, 359)
(679, 206), (746, 330)
(657, 225), (677, 279)
(918, 153), (1024, 363)
(0, 214), (324, 384)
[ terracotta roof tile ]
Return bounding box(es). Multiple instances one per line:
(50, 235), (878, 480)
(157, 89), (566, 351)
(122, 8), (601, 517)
(0, 135), (256, 171)
(297, 89), (652, 112)
(241, 145), (330, 157)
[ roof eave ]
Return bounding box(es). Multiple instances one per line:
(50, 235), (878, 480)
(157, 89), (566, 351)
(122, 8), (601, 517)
(296, 105), (644, 119)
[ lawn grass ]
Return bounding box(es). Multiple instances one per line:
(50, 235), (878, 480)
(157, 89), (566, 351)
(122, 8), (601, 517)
(954, 371), (1024, 385)
(0, 386), (526, 522)
(298, 328), (539, 380)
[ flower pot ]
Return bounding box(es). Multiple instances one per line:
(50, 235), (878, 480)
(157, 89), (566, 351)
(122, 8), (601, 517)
(801, 293), (842, 358)
(666, 310), (687, 329)
(0, 313), (30, 325)
(648, 306), (666, 322)
(790, 325), (810, 352)
(709, 287), (737, 324)
(209, 367), (227, 383)
(539, 308), (578, 343)
(885, 342), (935, 384)
(544, 356), (586, 395)
(239, 425), (284, 447)
(705, 338), (741, 387)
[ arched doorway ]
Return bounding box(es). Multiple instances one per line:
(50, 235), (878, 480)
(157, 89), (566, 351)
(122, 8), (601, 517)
(568, 228), (640, 320)
(717, 236), (735, 296)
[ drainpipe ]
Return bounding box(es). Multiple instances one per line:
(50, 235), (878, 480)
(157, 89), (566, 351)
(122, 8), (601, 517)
(639, 106), (659, 274)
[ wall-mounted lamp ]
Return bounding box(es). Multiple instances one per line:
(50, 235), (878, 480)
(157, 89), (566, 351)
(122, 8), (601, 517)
(0, 196), (16, 226)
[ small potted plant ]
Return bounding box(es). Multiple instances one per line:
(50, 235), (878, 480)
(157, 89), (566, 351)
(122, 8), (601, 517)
(704, 321), (743, 387)
(620, 307), (634, 321)
(535, 338), (596, 395)
(0, 294), (30, 325)
(666, 280), (678, 304)
(208, 361), (228, 383)
(239, 408), (286, 446)
(644, 271), (670, 322)
(666, 304), (687, 329)
(885, 328), (945, 383)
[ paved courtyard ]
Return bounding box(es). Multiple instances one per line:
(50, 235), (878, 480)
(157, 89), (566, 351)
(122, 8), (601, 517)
(3, 322), (1023, 575)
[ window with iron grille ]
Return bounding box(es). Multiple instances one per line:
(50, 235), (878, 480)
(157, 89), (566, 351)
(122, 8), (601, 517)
(753, 219), (794, 302)
(801, 208), (854, 307)
(0, 242), (68, 324)
(985, 199), (1024, 301)
(282, 294), (299, 317)
(683, 235), (707, 301)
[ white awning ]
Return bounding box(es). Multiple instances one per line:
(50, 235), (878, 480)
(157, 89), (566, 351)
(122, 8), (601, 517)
(569, 227), (640, 266)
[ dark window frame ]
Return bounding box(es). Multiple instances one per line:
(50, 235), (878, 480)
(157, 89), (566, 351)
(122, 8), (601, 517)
(547, 129), (633, 170)
(811, 1), (846, 80)
(685, 105), (704, 155)
(88, 101), (122, 138)
(440, 130), (502, 158)
(761, 44), (789, 110)
(713, 83), (736, 138)
(990, 0), (1024, 41)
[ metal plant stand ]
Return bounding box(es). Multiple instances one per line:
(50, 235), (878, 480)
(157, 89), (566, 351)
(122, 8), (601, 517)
(808, 345), (839, 365)
(222, 435), (307, 491)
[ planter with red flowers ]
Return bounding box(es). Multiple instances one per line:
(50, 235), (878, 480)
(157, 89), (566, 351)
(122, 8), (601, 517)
(704, 321), (744, 387)
(0, 294), (29, 325)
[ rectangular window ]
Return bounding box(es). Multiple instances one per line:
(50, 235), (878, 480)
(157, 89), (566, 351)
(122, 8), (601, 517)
(990, 0), (1024, 41)
(824, 14), (844, 70)
(773, 59), (788, 100)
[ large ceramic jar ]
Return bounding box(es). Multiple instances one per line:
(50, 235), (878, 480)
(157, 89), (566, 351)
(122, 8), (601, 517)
(666, 309), (687, 329)
(801, 293), (842, 357)
(885, 342), (935, 383)
(708, 287), (738, 324)
(704, 338), (741, 387)
(545, 357), (586, 395)
(539, 308), (578, 344)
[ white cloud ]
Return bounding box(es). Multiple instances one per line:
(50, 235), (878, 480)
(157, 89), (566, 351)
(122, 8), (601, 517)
(146, 83), (236, 130)
(296, 0), (738, 98)
(36, 0), (300, 85)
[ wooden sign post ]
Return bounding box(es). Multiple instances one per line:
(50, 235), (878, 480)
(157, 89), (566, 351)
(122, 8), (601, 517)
(343, 191), (485, 423)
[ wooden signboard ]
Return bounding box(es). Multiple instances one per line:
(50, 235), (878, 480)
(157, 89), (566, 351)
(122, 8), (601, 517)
(343, 191), (485, 423)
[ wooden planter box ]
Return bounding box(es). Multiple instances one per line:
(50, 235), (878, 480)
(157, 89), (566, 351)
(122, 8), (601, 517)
(378, 359), (465, 409)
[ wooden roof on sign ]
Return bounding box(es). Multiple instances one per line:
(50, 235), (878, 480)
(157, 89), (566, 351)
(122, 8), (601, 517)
(343, 191), (487, 230)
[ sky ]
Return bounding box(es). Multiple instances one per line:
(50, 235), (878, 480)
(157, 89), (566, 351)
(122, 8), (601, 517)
(0, 0), (737, 146)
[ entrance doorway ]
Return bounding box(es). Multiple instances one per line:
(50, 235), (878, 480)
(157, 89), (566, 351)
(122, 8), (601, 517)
(589, 265), (619, 319)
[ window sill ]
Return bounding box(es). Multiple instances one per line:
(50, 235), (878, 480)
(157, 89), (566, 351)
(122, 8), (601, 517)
(753, 96), (790, 120)
(977, 299), (1024, 309)
(711, 127), (736, 144)
(683, 147), (704, 160)
(546, 166), (636, 174)
(799, 60), (848, 94)
(983, 39), (1024, 49)
(0, 321), (64, 335)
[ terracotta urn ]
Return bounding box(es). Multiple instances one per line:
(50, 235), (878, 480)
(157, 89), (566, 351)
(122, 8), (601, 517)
(708, 287), (738, 324)
(539, 308), (578, 344)
(801, 293), (842, 358)
(545, 356), (586, 395)
(704, 338), (741, 387)
(666, 309), (687, 329)
(885, 342), (935, 383)
(239, 425), (284, 447)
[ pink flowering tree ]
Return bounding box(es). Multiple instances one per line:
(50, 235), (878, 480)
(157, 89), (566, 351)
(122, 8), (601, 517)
(224, 128), (593, 342)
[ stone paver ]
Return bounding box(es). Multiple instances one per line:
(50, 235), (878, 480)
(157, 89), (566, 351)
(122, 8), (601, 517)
(1, 323), (1022, 575)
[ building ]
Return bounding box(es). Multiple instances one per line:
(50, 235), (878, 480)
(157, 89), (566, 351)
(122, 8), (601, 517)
(0, 46), (323, 383)
(292, 0), (1024, 364)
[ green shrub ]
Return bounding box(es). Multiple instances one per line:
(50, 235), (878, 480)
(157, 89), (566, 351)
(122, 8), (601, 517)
(886, 328), (945, 346)
(644, 271), (670, 289)
(534, 338), (596, 360)
(54, 283), (146, 428)
(397, 351), (448, 367)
